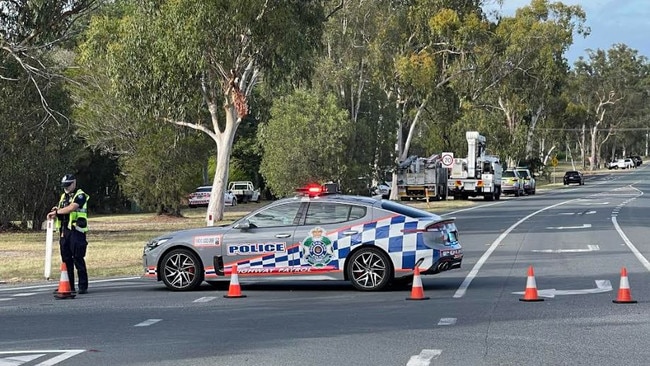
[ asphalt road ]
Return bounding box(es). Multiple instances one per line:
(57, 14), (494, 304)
(1, 166), (649, 366)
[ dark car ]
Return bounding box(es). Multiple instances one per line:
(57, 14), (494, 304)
(563, 171), (584, 185)
(143, 183), (463, 292)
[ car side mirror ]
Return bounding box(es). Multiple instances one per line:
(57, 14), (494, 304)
(233, 220), (251, 230)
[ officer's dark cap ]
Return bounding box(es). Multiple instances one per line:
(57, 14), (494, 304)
(61, 174), (76, 188)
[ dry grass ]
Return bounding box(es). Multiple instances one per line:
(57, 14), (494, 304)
(0, 198), (485, 284)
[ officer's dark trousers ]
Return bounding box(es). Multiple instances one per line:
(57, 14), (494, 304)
(59, 228), (88, 292)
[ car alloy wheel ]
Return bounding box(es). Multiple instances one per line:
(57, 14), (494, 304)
(160, 249), (203, 291)
(347, 247), (392, 291)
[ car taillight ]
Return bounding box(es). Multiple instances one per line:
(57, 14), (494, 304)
(477, 180), (484, 187)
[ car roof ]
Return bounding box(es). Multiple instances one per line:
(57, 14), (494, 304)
(268, 194), (441, 220)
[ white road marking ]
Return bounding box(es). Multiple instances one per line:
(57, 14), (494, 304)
(406, 349), (442, 366)
(613, 216), (650, 271)
(0, 353), (45, 365)
(546, 224), (592, 230)
(134, 319), (162, 327)
(512, 280), (612, 298)
(0, 298), (14, 302)
(453, 199), (575, 298)
(193, 296), (217, 303)
(532, 245), (600, 253)
(12, 293), (36, 297)
(437, 318), (457, 326)
(0, 276), (141, 293)
(0, 350), (85, 366)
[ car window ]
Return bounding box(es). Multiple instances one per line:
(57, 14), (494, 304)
(380, 201), (439, 219)
(517, 170), (529, 178)
(503, 171), (515, 178)
(247, 202), (302, 228)
(304, 202), (367, 225)
(196, 187), (211, 193)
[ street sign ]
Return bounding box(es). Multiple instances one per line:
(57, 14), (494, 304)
(551, 156), (559, 167)
(441, 152), (454, 168)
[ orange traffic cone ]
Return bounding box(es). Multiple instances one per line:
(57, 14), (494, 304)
(406, 266), (430, 300)
(224, 264), (246, 298)
(613, 267), (637, 304)
(519, 266), (543, 302)
(54, 263), (76, 300)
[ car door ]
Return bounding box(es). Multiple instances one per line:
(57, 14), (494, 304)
(292, 201), (369, 276)
(220, 202), (304, 275)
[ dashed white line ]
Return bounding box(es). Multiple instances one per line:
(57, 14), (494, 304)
(12, 293), (37, 297)
(134, 319), (162, 327)
(437, 318), (457, 326)
(406, 349), (442, 366)
(0, 298), (14, 302)
(193, 296), (217, 303)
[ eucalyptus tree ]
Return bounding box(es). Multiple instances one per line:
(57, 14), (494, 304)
(469, 0), (586, 165)
(259, 89), (352, 197)
(569, 45), (648, 170)
(367, 0), (493, 199)
(312, 0), (397, 187)
(1, 0), (97, 117)
(77, 0), (332, 222)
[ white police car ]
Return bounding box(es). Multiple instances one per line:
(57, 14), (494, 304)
(144, 184), (462, 291)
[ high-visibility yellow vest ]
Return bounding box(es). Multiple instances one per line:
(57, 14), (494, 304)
(55, 189), (90, 232)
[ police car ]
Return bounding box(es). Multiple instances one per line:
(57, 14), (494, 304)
(143, 184), (463, 291)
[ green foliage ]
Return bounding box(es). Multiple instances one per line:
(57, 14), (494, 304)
(259, 89), (352, 197)
(0, 57), (78, 230)
(119, 126), (208, 215)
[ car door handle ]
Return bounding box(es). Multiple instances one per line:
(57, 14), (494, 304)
(342, 230), (358, 236)
(275, 233), (291, 238)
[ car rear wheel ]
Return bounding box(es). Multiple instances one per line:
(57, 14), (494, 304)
(160, 249), (204, 291)
(346, 247), (392, 291)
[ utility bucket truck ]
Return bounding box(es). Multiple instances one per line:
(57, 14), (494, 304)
(396, 154), (448, 201)
(448, 131), (502, 201)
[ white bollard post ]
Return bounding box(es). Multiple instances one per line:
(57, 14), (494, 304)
(44, 218), (54, 280)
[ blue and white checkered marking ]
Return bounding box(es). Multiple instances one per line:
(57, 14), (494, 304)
(232, 215), (438, 272)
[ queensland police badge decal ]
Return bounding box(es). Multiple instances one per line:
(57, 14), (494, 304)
(301, 227), (333, 267)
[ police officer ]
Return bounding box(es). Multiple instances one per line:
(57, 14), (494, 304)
(47, 174), (90, 294)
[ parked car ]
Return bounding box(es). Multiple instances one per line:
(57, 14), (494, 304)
(144, 183), (463, 291)
(607, 160), (619, 169)
(370, 182), (391, 199)
(627, 155), (642, 167)
(188, 186), (237, 208)
(501, 169), (525, 196)
(563, 171), (584, 185)
(515, 168), (536, 195)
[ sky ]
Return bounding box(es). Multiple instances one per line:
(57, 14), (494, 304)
(485, 0), (650, 64)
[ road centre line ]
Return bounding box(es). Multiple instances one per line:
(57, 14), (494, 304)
(194, 296), (217, 303)
(453, 199), (574, 298)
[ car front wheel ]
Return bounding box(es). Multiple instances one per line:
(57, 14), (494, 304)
(160, 249), (204, 291)
(346, 247), (392, 291)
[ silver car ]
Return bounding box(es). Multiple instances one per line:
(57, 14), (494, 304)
(143, 185), (463, 291)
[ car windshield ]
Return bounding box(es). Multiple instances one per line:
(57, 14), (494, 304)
(380, 201), (439, 219)
(503, 171), (516, 178)
(517, 170), (529, 178)
(565, 171), (579, 176)
(196, 187), (211, 193)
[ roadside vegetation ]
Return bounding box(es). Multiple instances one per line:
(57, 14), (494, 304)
(2, 2), (648, 239)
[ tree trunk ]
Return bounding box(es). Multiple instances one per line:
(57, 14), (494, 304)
(206, 105), (238, 225)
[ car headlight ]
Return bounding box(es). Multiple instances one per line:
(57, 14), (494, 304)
(145, 237), (171, 251)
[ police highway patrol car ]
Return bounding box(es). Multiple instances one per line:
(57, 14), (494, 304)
(143, 184), (463, 291)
